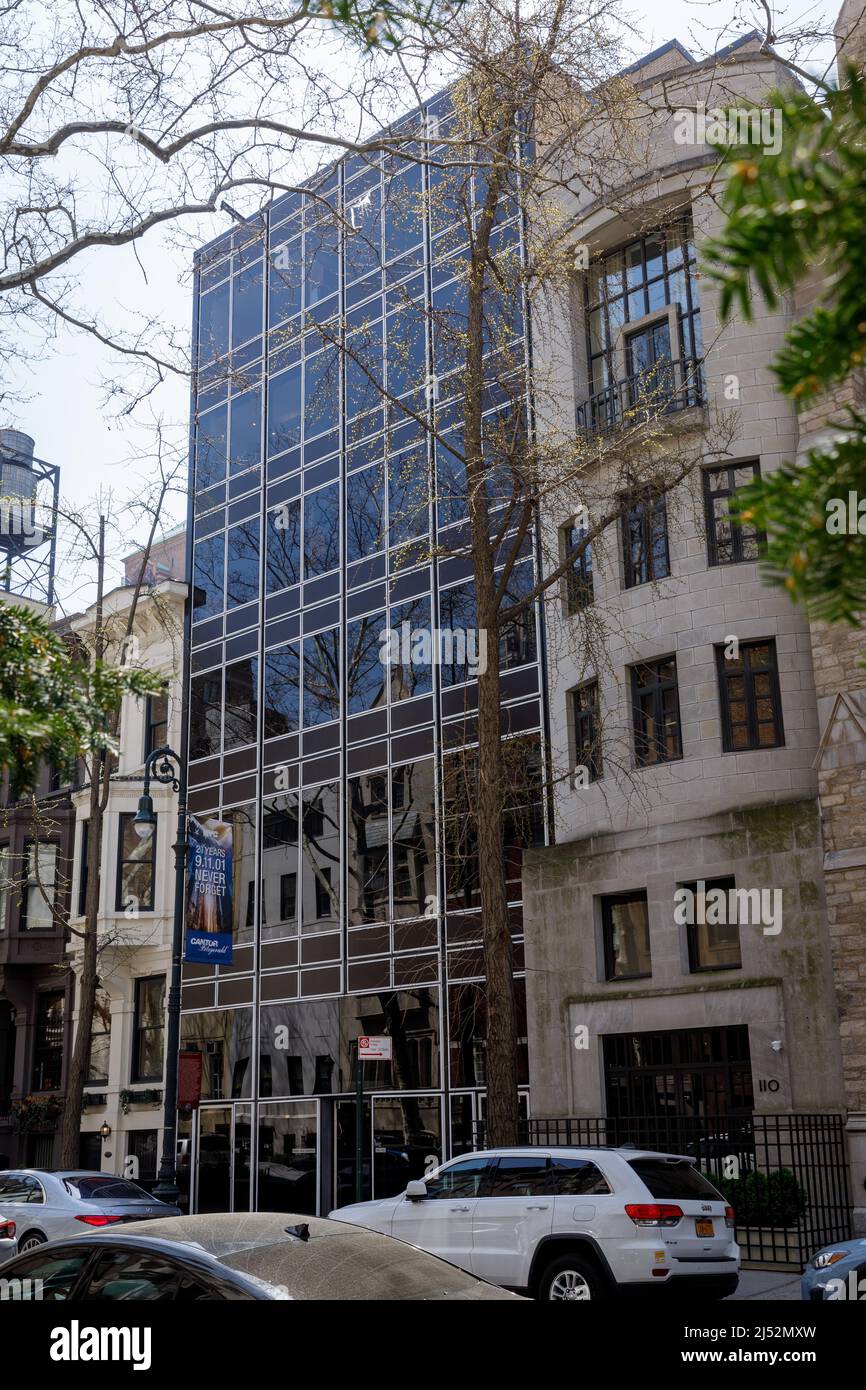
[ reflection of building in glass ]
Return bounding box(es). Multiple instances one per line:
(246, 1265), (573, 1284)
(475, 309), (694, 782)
(182, 79), (543, 1212)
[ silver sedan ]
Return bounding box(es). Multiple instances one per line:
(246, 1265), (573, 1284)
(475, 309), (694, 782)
(0, 1169), (180, 1260)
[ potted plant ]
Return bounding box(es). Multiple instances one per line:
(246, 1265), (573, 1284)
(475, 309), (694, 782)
(10, 1094), (63, 1132)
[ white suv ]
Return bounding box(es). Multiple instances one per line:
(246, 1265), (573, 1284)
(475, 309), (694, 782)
(332, 1147), (739, 1300)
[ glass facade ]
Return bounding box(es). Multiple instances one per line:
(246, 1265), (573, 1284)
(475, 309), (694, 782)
(183, 91), (545, 1213)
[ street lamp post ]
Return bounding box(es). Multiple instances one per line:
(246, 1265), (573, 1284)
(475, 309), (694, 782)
(133, 744), (186, 1206)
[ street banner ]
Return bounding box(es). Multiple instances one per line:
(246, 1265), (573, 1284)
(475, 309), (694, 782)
(185, 814), (233, 964)
(178, 1051), (204, 1110)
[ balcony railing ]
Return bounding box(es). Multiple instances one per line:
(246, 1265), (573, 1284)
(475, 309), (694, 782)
(576, 355), (704, 436)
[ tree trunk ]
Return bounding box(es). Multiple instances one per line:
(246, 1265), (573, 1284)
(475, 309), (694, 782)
(463, 117), (521, 1146)
(60, 759), (103, 1167)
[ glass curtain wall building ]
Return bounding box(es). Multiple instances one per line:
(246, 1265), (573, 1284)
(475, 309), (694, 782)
(182, 91), (547, 1215)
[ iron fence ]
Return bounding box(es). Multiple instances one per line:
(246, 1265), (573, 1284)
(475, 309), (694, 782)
(472, 1112), (851, 1269)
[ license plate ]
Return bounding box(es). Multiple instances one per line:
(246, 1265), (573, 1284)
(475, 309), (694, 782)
(695, 1218), (714, 1237)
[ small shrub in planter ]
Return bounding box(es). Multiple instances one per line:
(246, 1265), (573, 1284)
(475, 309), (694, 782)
(703, 1167), (806, 1226)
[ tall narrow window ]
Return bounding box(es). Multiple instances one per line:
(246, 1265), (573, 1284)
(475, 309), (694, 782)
(0, 847), (8, 931)
(717, 640), (784, 752)
(563, 521), (593, 612)
(704, 463), (762, 566)
(622, 490), (670, 588)
(116, 813), (156, 912)
(87, 990), (112, 1085)
(21, 843), (57, 930)
(601, 892), (652, 981)
(631, 657), (682, 766)
(189, 672), (222, 760)
(144, 689), (169, 759)
(77, 822), (89, 917)
(572, 681), (602, 781)
(32, 991), (65, 1090)
(132, 977), (165, 1083)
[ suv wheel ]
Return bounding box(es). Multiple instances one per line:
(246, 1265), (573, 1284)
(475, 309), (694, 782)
(539, 1253), (604, 1302)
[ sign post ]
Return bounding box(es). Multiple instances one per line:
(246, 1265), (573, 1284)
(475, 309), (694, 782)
(355, 1036), (392, 1203)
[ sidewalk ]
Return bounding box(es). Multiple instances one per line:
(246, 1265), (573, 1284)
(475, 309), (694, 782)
(726, 1269), (802, 1300)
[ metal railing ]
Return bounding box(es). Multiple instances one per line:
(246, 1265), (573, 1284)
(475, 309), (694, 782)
(576, 355), (704, 435)
(472, 1112), (851, 1269)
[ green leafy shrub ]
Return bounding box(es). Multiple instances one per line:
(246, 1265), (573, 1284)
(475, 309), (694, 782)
(704, 1167), (807, 1227)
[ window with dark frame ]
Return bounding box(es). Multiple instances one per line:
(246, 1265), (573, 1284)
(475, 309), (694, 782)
(127, 1129), (159, 1183)
(563, 520), (593, 612)
(77, 821), (89, 918)
(144, 689), (169, 759)
(21, 843), (58, 930)
(132, 976), (165, 1083)
(601, 892), (652, 981)
(717, 640), (785, 752)
(86, 989), (112, 1085)
(116, 813), (156, 912)
(315, 868), (333, 919)
(681, 877), (743, 972)
(0, 846), (9, 931)
(280, 872), (297, 920)
(572, 681), (602, 781)
(584, 217), (702, 416)
(704, 463), (763, 566)
(621, 490), (670, 588)
(32, 991), (65, 1091)
(631, 657), (682, 766)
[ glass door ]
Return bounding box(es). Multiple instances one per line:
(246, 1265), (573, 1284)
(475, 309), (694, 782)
(334, 1097), (371, 1209)
(371, 1096), (441, 1197)
(195, 1106), (232, 1213)
(257, 1101), (319, 1215)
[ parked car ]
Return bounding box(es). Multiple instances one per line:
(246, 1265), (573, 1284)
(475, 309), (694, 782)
(0, 1217), (16, 1263)
(0, 1211), (523, 1300)
(0, 1170), (181, 1260)
(332, 1146), (740, 1300)
(801, 1236), (866, 1300)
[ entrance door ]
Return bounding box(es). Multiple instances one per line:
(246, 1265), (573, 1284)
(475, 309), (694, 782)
(334, 1098), (371, 1209)
(257, 1101), (319, 1215)
(195, 1107), (232, 1213)
(371, 1097), (441, 1198)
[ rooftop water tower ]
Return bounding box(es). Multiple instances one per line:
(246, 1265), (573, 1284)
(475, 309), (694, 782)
(0, 429), (59, 607)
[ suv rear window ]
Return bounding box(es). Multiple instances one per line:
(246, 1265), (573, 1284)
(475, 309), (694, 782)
(628, 1159), (724, 1201)
(63, 1177), (150, 1201)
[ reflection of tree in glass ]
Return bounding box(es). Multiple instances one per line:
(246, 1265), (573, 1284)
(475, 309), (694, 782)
(302, 630), (339, 726)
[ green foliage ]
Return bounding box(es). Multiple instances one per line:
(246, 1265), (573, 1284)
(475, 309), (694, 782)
(705, 1167), (806, 1228)
(701, 66), (866, 622)
(303, 0), (448, 48)
(732, 418), (866, 623)
(0, 603), (163, 799)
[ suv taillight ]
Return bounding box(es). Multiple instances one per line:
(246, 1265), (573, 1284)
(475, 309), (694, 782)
(625, 1203), (683, 1227)
(725, 1206), (735, 1228)
(75, 1214), (124, 1227)
(0, 1220), (15, 1239)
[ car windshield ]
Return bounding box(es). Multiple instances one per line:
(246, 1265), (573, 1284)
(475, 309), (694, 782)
(628, 1159), (724, 1200)
(63, 1177), (152, 1202)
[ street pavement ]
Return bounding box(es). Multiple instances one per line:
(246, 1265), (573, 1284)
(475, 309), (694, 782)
(726, 1269), (802, 1300)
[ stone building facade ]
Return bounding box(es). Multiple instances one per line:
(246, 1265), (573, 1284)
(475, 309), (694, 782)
(521, 22), (866, 1229)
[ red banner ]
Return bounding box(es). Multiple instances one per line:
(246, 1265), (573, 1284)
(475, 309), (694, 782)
(178, 1050), (203, 1111)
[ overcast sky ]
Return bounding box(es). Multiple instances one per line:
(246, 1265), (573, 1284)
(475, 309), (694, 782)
(3, 0), (839, 607)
